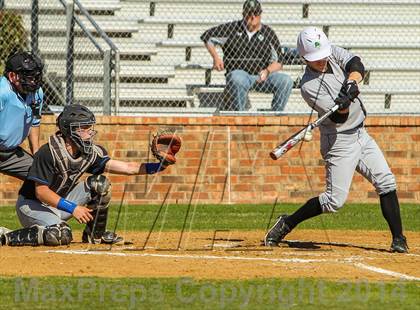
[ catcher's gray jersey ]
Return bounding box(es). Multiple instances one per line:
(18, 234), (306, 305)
(300, 45), (366, 134)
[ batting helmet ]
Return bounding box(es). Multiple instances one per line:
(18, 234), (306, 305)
(5, 51), (44, 93)
(57, 104), (97, 155)
(297, 27), (331, 61)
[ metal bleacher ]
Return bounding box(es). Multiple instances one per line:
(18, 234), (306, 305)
(5, 0), (420, 114)
(128, 0), (420, 114)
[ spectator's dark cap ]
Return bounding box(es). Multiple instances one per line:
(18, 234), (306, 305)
(5, 51), (43, 75)
(243, 0), (262, 16)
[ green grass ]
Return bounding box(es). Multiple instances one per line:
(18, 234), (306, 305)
(0, 277), (418, 309)
(0, 205), (419, 309)
(1, 203), (419, 232)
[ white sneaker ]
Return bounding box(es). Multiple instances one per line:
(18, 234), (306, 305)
(0, 227), (11, 246)
(0, 227), (11, 237)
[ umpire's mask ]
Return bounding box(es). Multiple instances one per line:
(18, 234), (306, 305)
(5, 51), (44, 93)
(57, 104), (97, 155)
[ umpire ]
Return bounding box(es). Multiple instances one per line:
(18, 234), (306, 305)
(0, 51), (44, 180)
(201, 0), (293, 111)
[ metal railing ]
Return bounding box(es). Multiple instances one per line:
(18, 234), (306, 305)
(28, 0), (120, 115)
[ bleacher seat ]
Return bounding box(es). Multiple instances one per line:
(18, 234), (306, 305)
(5, 0), (419, 114)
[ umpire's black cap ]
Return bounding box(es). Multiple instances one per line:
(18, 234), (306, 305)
(243, 0), (262, 16)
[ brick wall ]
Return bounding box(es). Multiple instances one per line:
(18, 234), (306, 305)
(1, 115), (419, 206)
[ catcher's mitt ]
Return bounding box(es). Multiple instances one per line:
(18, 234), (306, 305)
(151, 130), (181, 166)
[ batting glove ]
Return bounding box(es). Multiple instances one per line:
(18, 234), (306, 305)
(341, 80), (360, 101)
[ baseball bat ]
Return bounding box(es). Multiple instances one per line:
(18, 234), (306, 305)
(270, 104), (340, 160)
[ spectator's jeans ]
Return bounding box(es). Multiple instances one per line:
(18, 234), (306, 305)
(225, 69), (293, 111)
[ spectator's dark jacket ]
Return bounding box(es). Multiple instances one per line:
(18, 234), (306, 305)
(201, 20), (284, 75)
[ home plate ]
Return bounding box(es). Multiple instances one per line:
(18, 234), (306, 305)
(206, 241), (242, 248)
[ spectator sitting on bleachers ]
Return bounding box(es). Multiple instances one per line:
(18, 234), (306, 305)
(200, 0), (293, 111)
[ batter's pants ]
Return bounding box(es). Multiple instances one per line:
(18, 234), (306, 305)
(319, 126), (396, 213)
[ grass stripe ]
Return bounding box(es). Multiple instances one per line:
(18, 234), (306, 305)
(0, 203), (418, 232)
(0, 276), (418, 310)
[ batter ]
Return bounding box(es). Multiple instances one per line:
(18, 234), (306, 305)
(265, 27), (408, 253)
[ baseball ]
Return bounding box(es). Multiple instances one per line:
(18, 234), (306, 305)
(303, 130), (313, 142)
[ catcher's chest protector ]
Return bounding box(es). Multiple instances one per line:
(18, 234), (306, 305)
(48, 134), (103, 197)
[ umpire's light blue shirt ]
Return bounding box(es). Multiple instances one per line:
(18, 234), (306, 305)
(0, 76), (43, 151)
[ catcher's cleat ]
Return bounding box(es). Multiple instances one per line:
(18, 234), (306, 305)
(82, 230), (123, 245)
(390, 235), (408, 253)
(0, 227), (11, 246)
(264, 215), (291, 247)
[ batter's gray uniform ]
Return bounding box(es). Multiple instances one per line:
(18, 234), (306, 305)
(300, 46), (396, 213)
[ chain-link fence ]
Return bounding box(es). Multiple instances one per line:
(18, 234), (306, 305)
(1, 0), (419, 115)
(1, 0), (119, 115)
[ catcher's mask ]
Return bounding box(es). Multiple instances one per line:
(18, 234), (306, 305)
(5, 51), (44, 93)
(57, 104), (97, 155)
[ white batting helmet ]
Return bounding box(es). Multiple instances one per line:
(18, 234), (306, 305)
(297, 27), (331, 61)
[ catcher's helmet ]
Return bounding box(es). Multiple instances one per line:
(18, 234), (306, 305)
(57, 104), (97, 155)
(5, 51), (44, 93)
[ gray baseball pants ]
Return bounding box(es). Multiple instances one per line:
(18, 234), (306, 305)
(16, 181), (92, 227)
(0, 147), (33, 180)
(319, 126), (396, 213)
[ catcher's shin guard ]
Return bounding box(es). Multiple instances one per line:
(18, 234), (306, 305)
(86, 175), (111, 198)
(82, 209), (123, 244)
(3, 223), (72, 246)
(83, 175), (122, 244)
(82, 208), (123, 244)
(82, 207), (108, 243)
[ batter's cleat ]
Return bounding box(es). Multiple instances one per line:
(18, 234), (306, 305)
(390, 235), (408, 253)
(264, 215), (291, 247)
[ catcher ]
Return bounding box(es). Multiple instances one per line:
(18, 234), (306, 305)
(0, 104), (181, 246)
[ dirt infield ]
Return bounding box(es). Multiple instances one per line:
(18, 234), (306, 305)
(1, 230), (419, 282)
